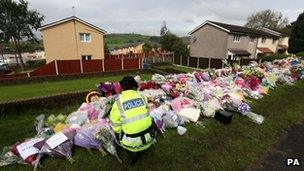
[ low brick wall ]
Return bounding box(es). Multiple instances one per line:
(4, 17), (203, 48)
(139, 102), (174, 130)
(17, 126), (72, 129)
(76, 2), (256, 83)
(0, 91), (89, 117)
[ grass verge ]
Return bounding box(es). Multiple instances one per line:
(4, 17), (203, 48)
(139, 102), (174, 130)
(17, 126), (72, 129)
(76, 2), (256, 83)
(0, 80), (303, 170)
(152, 64), (199, 73)
(0, 73), (152, 103)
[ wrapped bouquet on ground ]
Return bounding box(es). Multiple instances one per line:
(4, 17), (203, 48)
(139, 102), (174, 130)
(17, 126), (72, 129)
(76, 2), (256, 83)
(1, 56), (303, 168)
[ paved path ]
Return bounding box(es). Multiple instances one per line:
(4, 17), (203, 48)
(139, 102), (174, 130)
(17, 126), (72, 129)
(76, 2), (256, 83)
(250, 121), (304, 171)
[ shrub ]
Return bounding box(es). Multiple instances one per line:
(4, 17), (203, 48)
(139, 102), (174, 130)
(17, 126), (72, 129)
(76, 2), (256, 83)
(258, 54), (289, 62)
(26, 59), (46, 67)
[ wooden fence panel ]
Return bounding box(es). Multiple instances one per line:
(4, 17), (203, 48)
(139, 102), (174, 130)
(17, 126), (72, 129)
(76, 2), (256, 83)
(104, 58), (122, 71)
(57, 60), (81, 74)
(198, 57), (209, 69)
(30, 61), (56, 76)
(182, 56), (188, 66)
(189, 57), (198, 68)
(164, 56), (172, 63)
(82, 60), (103, 73)
(124, 58), (139, 70)
(210, 58), (222, 69)
(174, 55), (180, 65)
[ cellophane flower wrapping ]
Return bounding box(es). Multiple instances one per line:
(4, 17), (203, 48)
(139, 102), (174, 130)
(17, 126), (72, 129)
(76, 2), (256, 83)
(94, 125), (122, 163)
(97, 82), (116, 97)
(74, 123), (103, 150)
(0, 146), (26, 167)
(66, 111), (88, 128)
(34, 129), (76, 162)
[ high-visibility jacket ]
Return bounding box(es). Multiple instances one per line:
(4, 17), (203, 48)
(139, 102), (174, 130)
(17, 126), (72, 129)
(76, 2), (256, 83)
(109, 90), (155, 152)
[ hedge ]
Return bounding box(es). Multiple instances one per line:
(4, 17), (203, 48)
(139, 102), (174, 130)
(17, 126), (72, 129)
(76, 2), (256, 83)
(258, 54), (289, 62)
(26, 59), (46, 67)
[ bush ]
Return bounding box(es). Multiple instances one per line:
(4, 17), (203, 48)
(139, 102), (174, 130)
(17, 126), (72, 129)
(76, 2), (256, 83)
(258, 54), (289, 62)
(26, 59), (46, 67)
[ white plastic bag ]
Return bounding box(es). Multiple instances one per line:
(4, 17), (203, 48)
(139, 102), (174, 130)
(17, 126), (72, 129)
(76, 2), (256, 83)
(243, 111), (264, 124)
(177, 126), (187, 135)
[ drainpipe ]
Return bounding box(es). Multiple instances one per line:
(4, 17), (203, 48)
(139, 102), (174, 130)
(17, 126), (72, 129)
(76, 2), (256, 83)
(74, 20), (82, 69)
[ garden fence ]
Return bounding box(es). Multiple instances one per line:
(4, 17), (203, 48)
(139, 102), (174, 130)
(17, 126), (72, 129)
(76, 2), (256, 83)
(1, 52), (174, 79)
(174, 56), (257, 69)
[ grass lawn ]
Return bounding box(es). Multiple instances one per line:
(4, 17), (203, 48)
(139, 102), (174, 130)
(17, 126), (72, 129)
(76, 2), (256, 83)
(170, 64), (200, 73)
(0, 80), (303, 170)
(153, 64), (199, 73)
(0, 73), (152, 103)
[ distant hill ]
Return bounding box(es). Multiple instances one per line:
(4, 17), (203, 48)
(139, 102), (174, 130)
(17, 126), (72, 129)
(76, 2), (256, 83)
(105, 33), (160, 50)
(104, 33), (190, 50)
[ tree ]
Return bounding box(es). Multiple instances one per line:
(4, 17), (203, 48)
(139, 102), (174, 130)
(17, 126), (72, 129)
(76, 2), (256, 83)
(160, 34), (188, 57)
(0, 0), (44, 71)
(288, 12), (304, 54)
(245, 9), (289, 30)
(104, 43), (110, 55)
(160, 21), (169, 36)
(280, 22), (294, 36)
(142, 43), (152, 53)
(152, 44), (159, 52)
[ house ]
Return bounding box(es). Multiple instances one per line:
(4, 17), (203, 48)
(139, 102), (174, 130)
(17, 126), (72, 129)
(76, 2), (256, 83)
(40, 16), (106, 63)
(110, 43), (145, 55)
(256, 27), (289, 55)
(3, 51), (45, 65)
(189, 20), (280, 61)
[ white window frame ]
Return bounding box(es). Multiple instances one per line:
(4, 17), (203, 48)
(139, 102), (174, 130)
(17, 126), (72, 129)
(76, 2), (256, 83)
(80, 33), (91, 42)
(233, 35), (241, 42)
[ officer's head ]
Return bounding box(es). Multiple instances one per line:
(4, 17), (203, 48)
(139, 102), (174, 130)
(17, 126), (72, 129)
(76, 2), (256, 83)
(119, 76), (139, 90)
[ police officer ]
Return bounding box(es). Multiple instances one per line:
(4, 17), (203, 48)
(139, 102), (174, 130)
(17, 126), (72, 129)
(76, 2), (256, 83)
(109, 76), (155, 163)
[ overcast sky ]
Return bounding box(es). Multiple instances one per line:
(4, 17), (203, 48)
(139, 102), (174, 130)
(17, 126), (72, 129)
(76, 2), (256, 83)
(28, 0), (304, 36)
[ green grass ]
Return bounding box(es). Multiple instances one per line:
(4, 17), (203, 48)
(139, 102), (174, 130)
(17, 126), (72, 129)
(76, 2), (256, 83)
(0, 80), (303, 170)
(154, 64), (200, 73)
(170, 64), (199, 73)
(0, 73), (152, 103)
(296, 51), (304, 57)
(105, 34), (155, 49)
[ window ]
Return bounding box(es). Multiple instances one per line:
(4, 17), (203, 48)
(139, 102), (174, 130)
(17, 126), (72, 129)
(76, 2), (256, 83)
(261, 38), (266, 43)
(233, 35), (241, 42)
(80, 33), (91, 42)
(272, 39), (276, 44)
(82, 55), (92, 60)
(249, 36), (255, 43)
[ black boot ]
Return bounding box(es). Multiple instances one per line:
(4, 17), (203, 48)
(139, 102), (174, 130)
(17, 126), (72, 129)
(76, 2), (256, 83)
(128, 152), (141, 165)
